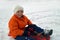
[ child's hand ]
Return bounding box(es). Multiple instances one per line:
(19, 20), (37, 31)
(37, 33), (41, 36)
(34, 31), (41, 36)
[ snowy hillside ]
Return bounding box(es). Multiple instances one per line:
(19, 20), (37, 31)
(0, 0), (60, 40)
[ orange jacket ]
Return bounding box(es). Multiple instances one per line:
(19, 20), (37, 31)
(8, 14), (32, 38)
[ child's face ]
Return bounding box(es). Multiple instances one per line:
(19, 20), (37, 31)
(16, 10), (23, 17)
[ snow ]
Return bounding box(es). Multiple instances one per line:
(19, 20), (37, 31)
(0, 0), (60, 40)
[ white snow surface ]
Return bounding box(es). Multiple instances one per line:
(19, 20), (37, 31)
(0, 0), (60, 40)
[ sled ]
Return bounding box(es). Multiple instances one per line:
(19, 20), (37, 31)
(32, 35), (50, 40)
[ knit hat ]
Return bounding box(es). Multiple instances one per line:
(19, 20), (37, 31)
(14, 5), (23, 13)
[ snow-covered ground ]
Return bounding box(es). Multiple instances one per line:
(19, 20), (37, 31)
(0, 0), (60, 40)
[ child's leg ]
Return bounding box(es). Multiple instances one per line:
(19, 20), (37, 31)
(28, 24), (44, 33)
(28, 24), (53, 36)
